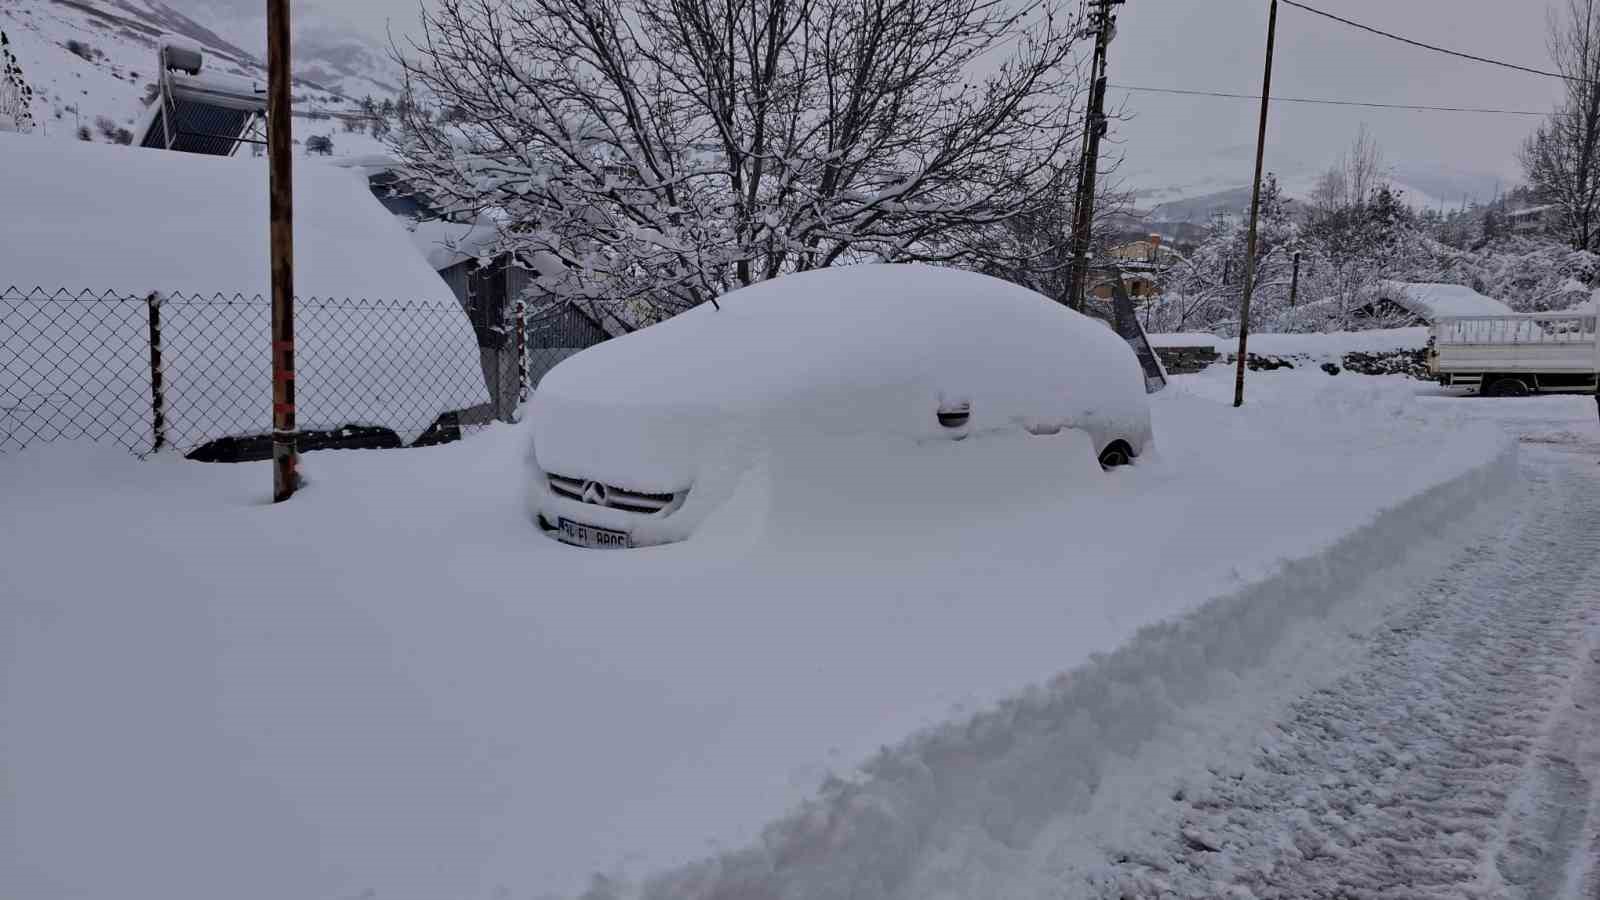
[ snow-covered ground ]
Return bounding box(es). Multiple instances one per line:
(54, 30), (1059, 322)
(0, 365), (1529, 900)
(1082, 386), (1600, 899)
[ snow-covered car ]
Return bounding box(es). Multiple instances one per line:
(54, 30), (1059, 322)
(528, 264), (1154, 548)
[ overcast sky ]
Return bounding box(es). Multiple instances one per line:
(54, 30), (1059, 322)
(260, 0), (1563, 195)
(1108, 0), (1562, 194)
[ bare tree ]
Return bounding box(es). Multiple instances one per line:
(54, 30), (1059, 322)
(1308, 123), (1384, 221)
(971, 155), (1132, 304)
(1521, 0), (1600, 251)
(392, 0), (1090, 325)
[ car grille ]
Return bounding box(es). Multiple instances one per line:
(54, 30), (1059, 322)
(547, 473), (679, 515)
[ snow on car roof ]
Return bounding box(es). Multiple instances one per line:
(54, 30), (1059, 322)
(541, 263), (1139, 411)
(533, 264), (1150, 488)
(1378, 281), (1514, 320)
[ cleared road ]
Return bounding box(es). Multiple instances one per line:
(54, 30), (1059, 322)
(1095, 400), (1600, 899)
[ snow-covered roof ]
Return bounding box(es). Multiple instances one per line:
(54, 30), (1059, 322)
(408, 217), (503, 271)
(0, 131), (487, 443)
(332, 153), (403, 178)
(1377, 281), (1514, 320)
(0, 130), (455, 299)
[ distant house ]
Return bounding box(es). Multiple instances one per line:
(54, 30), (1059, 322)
(1093, 234), (1174, 301)
(1361, 281), (1515, 325)
(1090, 270), (1160, 300)
(1106, 235), (1180, 266)
(1506, 204), (1559, 236)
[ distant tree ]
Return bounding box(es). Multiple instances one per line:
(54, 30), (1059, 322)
(0, 30), (35, 133)
(972, 161), (1132, 307)
(75, 124), (91, 141)
(1308, 124), (1385, 226)
(305, 134), (334, 155)
(1481, 208), (1504, 244)
(1153, 174), (1301, 333)
(1521, 0), (1600, 251)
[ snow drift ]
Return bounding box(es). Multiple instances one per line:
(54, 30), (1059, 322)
(0, 370), (1514, 900)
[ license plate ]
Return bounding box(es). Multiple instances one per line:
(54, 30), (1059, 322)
(557, 517), (632, 549)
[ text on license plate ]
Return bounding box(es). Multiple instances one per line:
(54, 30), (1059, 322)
(557, 518), (632, 549)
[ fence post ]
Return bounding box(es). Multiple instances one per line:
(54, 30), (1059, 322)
(146, 292), (167, 453)
(515, 300), (527, 405)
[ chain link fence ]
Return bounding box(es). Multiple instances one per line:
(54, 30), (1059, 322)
(2, 287), (496, 459)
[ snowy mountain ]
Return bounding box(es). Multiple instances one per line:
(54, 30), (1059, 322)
(0, 0), (401, 149)
(1123, 154), (1511, 226)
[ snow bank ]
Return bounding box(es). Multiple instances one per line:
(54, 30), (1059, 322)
(0, 131), (486, 448)
(0, 375), (1512, 900)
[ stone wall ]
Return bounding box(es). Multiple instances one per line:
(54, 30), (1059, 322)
(1157, 345), (1430, 380)
(1154, 345), (1221, 375)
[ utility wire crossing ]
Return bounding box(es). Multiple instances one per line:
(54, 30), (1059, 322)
(1110, 83), (1557, 118)
(1281, 0), (1592, 84)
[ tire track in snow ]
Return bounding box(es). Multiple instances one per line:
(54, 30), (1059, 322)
(1095, 446), (1600, 899)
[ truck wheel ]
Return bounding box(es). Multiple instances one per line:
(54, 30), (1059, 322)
(1484, 377), (1531, 397)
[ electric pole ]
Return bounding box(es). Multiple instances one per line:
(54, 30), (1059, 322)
(267, 0), (298, 501)
(1232, 0), (1277, 408)
(1065, 0), (1125, 312)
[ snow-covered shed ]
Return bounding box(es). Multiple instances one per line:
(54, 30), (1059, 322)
(0, 131), (487, 455)
(1371, 281), (1515, 324)
(406, 218), (624, 400)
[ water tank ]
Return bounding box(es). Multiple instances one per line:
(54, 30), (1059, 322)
(161, 44), (203, 76)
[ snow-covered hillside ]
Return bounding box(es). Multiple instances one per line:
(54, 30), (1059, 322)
(1126, 156), (1510, 224)
(0, 0), (399, 154)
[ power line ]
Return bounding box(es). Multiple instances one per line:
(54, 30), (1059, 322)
(1280, 0), (1586, 83)
(1110, 83), (1556, 117)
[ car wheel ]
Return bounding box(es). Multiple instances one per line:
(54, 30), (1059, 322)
(1098, 442), (1132, 470)
(1484, 377), (1531, 398)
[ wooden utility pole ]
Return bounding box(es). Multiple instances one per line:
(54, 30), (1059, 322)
(1288, 250), (1301, 307)
(1233, 0), (1278, 408)
(267, 0), (298, 501)
(1064, 0), (1125, 311)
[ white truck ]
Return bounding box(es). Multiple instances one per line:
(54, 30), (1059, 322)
(1428, 313), (1598, 396)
